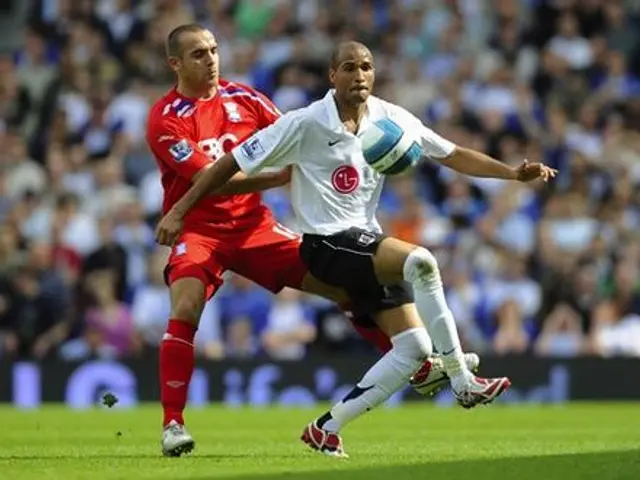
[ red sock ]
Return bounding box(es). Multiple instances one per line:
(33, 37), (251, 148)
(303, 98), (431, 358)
(351, 322), (393, 353)
(160, 319), (197, 427)
(340, 303), (392, 353)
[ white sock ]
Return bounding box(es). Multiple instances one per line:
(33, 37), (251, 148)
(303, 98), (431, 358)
(319, 327), (432, 433)
(403, 248), (472, 392)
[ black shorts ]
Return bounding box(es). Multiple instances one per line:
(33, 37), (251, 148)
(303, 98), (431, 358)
(300, 227), (413, 322)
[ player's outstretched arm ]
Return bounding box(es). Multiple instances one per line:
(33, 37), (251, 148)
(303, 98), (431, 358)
(211, 167), (291, 195)
(155, 153), (241, 246)
(392, 105), (557, 183)
(439, 147), (557, 182)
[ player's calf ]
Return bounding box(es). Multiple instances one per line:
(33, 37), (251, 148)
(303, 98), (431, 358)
(389, 244), (479, 393)
(303, 326), (431, 454)
(161, 278), (207, 428)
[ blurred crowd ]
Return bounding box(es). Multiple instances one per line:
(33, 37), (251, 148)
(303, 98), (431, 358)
(0, 0), (639, 362)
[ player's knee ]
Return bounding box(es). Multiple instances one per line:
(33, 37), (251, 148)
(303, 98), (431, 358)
(169, 277), (208, 324)
(391, 327), (433, 361)
(402, 247), (440, 285)
(171, 291), (205, 325)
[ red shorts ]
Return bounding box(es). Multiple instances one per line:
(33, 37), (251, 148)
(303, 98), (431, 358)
(164, 211), (307, 299)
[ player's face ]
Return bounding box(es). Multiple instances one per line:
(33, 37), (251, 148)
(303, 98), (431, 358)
(330, 48), (375, 105)
(171, 30), (220, 92)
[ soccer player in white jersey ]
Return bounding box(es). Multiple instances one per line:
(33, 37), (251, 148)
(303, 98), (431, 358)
(156, 41), (557, 457)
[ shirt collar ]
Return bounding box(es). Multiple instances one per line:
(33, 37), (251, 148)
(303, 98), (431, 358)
(322, 89), (373, 133)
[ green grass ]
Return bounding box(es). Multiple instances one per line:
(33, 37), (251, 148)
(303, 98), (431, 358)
(1, 403), (639, 480)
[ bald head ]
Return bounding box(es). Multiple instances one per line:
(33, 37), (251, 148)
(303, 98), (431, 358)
(328, 41), (374, 107)
(330, 41), (372, 70)
(166, 24), (220, 96)
(166, 23), (209, 58)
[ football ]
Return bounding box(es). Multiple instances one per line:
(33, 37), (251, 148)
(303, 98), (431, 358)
(358, 117), (423, 175)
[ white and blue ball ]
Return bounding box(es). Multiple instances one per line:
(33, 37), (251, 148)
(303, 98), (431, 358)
(359, 117), (423, 175)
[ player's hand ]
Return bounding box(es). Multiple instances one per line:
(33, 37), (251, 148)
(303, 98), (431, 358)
(515, 159), (557, 183)
(272, 166), (292, 187)
(155, 209), (184, 246)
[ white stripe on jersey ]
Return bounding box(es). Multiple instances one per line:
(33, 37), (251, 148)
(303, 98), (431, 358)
(273, 224), (299, 240)
(220, 90), (281, 118)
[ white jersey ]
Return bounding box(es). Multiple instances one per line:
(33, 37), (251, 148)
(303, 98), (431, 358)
(231, 90), (456, 236)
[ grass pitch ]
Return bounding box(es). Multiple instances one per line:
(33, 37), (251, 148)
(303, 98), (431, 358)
(1, 403), (639, 480)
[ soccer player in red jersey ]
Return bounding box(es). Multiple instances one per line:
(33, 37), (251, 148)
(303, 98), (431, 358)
(147, 24), (477, 456)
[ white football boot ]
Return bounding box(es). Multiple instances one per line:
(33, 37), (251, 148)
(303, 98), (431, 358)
(410, 353), (481, 396)
(162, 420), (195, 457)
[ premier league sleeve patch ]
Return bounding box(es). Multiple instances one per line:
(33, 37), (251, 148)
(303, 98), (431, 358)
(240, 137), (265, 162)
(169, 139), (194, 163)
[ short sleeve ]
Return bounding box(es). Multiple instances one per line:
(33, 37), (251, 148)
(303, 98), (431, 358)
(229, 82), (282, 128)
(251, 87), (282, 128)
(389, 105), (456, 160)
(231, 111), (304, 175)
(146, 114), (211, 181)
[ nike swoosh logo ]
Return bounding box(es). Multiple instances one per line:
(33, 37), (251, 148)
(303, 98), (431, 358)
(343, 385), (375, 401)
(441, 348), (457, 356)
(328, 140), (340, 146)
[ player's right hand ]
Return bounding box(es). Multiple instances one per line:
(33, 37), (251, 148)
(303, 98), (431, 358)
(155, 209), (184, 246)
(276, 166), (292, 186)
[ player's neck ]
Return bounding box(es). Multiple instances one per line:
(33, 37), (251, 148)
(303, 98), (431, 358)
(176, 82), (218, 100)
(335, 97), (367, 130)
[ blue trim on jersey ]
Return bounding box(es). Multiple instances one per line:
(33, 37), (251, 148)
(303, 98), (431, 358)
(220, 86), (244, 95)
(381, 141), (422, 175)
(220, 84), (254, 97)
(363, 119), (404, 165)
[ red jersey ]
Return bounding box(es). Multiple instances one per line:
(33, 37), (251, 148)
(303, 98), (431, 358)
(146, 80), (281, 229)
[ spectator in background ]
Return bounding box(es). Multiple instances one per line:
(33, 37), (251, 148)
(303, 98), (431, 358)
(84, 157), (138, 217)
(0, 241), (70, 359)
(0, 55), (30, 134)
(492, 298), (532, 356)
(82, 216), (128, 302)
(2, 128), (46, 201)
(81, 268), (140, 359)
(220, 274), (271, 359)
(381, 175), (452, 248)
(534, 303), (586, 357)
(445, 260), (488, 354)
(113, 198), (155, 290)
(484, 254), (541, 355)
(22, 191), (100, 258)
(476, 182), (538, 259)
(261, 288), (316, 360)
(548, 13), (594, 71)
(0, 224), (25, 278)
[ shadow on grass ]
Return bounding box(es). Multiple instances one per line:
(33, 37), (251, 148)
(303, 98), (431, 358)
(215, 449), (640, 480)
(0, 453), (296, 460)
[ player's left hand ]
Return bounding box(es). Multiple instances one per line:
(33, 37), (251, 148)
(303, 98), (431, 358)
(155, 209), (184, 246)
(515, 159), (558, 183)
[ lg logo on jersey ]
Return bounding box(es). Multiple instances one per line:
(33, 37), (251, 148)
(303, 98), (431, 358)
(331, 166), (360, 194)
(199, 133), (239, 160)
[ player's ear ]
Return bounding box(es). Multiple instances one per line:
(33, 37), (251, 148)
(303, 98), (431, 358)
(167, 56), (181, 72)
(328, 68), (336, 86)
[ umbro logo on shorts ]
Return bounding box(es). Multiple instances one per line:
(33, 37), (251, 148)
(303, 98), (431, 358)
(357, 233), (376, 246)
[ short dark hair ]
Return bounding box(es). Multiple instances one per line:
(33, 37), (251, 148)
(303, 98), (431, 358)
(166, 23), (207, 58)
(329, 41), (369, 69)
